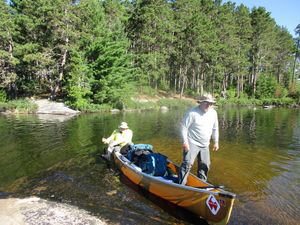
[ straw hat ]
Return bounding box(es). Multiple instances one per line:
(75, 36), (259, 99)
(119, 122), (129, 129)
(197, 93), (216, 104)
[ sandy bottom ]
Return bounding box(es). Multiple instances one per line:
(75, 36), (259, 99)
(0, 197), (106, 225)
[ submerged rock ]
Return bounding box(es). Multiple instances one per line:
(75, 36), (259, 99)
(0, 197), (106, 225)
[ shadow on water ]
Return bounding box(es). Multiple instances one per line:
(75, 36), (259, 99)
(119, 173), (208, 225)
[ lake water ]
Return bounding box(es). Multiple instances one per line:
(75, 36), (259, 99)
(0, 106), (299, 225)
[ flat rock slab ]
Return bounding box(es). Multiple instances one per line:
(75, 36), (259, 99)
(33, 100), (80, 115)
(0, 197), (106, 225)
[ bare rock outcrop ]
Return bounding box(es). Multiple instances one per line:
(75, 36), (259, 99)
(0, 197), (106, 225)
(33, 99), (80, 115)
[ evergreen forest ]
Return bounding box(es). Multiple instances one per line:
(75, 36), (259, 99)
(1, 0), (300, 110)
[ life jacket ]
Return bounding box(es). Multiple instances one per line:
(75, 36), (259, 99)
(109, 129), (133, 147)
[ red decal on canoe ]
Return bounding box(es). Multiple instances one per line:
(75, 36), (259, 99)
(206, 195), (220, 215)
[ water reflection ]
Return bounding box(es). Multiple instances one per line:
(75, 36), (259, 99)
(37, 114), (78, 122)
(0, 107), (299, 225)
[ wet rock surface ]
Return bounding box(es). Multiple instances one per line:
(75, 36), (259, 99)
(0, 197), (106, 225)
(33, 99), (80, 115)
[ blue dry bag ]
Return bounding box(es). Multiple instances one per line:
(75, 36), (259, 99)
(126, 144), (153, 161)
(138, 153), (167, 176)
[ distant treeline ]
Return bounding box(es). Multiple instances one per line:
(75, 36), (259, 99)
(0, 0), (299, 109)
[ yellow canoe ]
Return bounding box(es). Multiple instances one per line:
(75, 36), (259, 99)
(113, 151), (236, 225)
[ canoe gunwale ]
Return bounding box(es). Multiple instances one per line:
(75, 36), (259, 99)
(114, 151), (236, 224)
(115, 152), (236, 199)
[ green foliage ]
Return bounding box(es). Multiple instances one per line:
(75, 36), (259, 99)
(261, 97), (295, 106)
(217, 95), (296, 106)
(0, 99), (37, 112)
(288, 82), (300, 103)
(0, 0), (297, 108)
(275, 85), (288, 98)
(217, 97), (260, 106)
(0, 102), (12, 111)
(65, 101), (112, 113)
(136, 86), (158, 97)
(157, 98), (194, 109)
(12, 99), (37, 111)
(122, 96), (194, 111)
(185, 89), (197, 97)
(0, 89), (7, 102)
(297, 84), (300, 104)
(127, 0), (174, 89)
(66, 51), (93, 109)
(86, 4), (136, 106)
(0, 1), (18, 93)
(226, 88), (236, 99)
(122, 98), (157, 110)
(256, 74), (277, 99)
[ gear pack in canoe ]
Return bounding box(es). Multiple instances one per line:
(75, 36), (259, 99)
(122, 144), (169, 177)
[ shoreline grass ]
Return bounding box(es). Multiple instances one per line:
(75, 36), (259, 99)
(0, 95), (298, 114)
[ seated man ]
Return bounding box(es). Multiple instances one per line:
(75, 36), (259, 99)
(101, 122), (133, 160)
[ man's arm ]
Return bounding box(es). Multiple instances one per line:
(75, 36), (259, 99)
(211, 111), (219, 151)
(102, 130), (117, 144)
(181, 111), (192, 151)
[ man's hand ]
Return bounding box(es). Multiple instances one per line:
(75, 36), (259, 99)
(102, 138), (108, 144)
(212, 143), (219, 151)
(110, 141), (118, 147)
(182, 143), (189, 152)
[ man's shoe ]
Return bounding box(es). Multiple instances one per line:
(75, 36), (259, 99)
(198, 174), (207, 182)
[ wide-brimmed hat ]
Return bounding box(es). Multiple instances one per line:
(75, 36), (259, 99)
(197, 93), (216, 104)
(119, 122), (129, 129)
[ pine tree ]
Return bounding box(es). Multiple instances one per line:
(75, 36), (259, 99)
(84, 0), (136, 107)
(10, 0), (80, 98)
(234, 4), (252, 97)
(127, 0), (174, 90)
(213, 1), (239, 96)
(292, 24), (300, 83)
(0, 0), (18, 98)
(67, 50), (93, 109)
(271, 27), (294, 87)
(250, 7), (277, 95)
(172, 0), (217, 96)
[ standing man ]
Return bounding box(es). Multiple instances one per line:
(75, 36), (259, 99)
(179, 93), (219, 185)
(101, 122), (133, 160)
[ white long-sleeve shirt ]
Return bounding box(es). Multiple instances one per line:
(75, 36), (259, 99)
(181, 106), (219, 147)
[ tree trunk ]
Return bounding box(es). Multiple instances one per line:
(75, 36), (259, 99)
(237, 74), (240, 98)
(291, 38), (300, 85)
(51, 37), (69, 99)
(179, 66), (187, 98)
(251, 61), (258, 95)
(241, 73), (244, 94)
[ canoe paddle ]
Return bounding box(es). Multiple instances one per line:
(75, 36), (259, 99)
(195, 185), (225, 189)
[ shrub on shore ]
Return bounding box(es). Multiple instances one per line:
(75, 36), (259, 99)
(0, 99), (37, 113)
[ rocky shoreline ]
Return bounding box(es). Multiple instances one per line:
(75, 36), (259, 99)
(0, 197), (107, 225)
(32, 99), (80, 115)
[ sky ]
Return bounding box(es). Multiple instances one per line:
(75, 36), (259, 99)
(224, 0), (300, 37)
